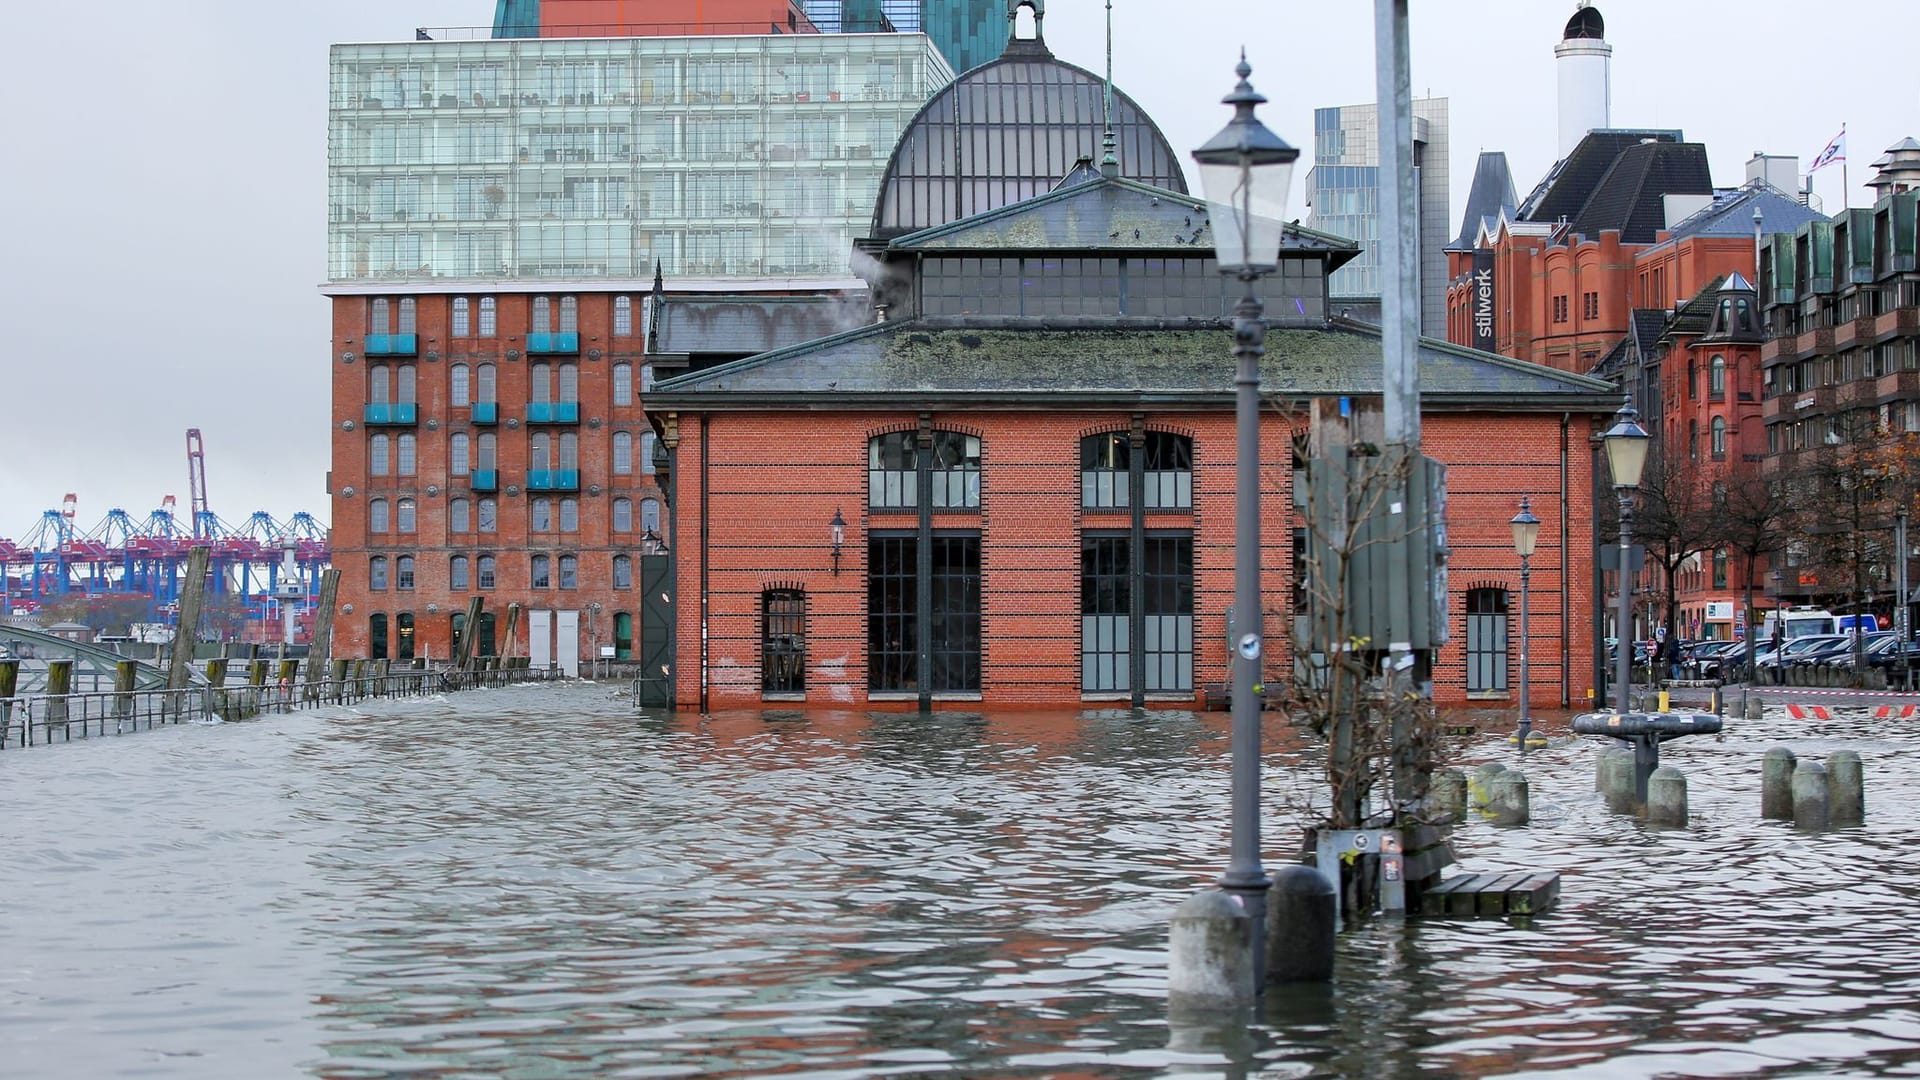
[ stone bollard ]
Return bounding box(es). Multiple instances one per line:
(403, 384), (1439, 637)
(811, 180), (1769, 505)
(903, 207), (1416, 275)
(1601, 747), (1639, 814)
(1430, 768), (1468, 821)
(1469, 762), (1507, 810)
(1646, 766), (1689, 826)
(1266, 865), (1335, 984)
(1791, 760), (1831, 831)
(114, 660), (138, 722)
(1488, 770), (1530, 826)
(1168, 890), (1254, 1017)
(1746, 694), (1764, 720)
(1760, 747), (1798, 820)
(1828, 750), (1864, 824)
(46, 659), (74, 731)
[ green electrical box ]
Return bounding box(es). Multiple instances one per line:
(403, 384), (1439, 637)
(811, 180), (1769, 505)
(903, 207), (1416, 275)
(1295, 445), (1449, 654)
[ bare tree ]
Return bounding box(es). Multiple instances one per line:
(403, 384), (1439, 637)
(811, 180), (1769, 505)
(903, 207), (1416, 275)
(1712, 470), (1790, 680)
(1632, 447), (1722, 647)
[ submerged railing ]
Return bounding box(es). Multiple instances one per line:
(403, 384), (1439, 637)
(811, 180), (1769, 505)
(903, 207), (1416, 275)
(0, 656), (563, 749)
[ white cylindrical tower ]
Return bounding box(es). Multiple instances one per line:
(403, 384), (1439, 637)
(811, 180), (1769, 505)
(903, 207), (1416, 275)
(1555, 3), (1611, 158)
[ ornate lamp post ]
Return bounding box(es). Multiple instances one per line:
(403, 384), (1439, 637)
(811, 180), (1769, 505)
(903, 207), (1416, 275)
(1510, 497), (1540, 750)
(1601, 406), (1650, 712)
(1192, 53), (1297, 982)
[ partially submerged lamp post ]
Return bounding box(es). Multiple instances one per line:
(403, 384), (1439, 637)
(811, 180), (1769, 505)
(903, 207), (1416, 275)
(1510, 497), (1540, 750)
(1192, 52), (1297, 984)
(1601, 406), (1650, 712)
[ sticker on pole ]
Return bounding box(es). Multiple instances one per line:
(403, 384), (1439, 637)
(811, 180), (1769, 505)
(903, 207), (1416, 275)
(1238, 633), (1261, 660)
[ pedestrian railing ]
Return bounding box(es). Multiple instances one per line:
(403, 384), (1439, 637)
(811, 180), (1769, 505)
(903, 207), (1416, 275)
(0, 657), (564, 749)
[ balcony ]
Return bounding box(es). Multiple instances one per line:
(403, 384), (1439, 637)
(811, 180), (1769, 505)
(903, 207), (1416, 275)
(470, 470), (499, 492)
(361, 402), (417, 425)
(525, 401), (580, 424)
(471, 402), (498, 424)
(363, 333), (418, 356)
(524, 331), (579, 354)
(525, 469), (580, 492)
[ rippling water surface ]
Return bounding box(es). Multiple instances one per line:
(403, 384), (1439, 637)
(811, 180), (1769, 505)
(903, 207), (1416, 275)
(4, 684), (1920, 1078)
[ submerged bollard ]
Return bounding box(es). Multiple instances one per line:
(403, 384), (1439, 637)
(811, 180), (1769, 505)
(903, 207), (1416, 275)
(1761, 747), (1798, 820)
(1489, 771), (1530, 826)
(1746, 694), (1764, 721)
(0, 659), (17, 746)
(1168, 890), (1254, 1017)
(1601, 747), (1638, 814)
(46, 660), (74, 732)
(1469, 762), (1508, 809)
(1646, 766), (1689, 826)
(1791, 760), (1831, 831)
(1266, 865), (1335, 984)
(1430, 768), (1468, 821)
(1828, 751), (1864, 824)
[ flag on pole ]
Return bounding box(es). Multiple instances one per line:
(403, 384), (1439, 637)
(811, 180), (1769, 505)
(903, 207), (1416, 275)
(1810, 128), (1847, 173)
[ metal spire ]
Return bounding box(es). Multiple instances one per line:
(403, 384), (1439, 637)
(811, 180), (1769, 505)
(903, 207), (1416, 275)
(1100, 0), (1118, 175)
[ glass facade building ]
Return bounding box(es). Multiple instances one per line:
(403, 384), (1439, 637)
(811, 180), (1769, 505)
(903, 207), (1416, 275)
(1303, 98), (1449, 333)
(327, 34), (953, 282)
(803, 1), (1006, 73)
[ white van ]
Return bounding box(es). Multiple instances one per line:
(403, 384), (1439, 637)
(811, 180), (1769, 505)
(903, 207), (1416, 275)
(1760, 608), (1839, 643)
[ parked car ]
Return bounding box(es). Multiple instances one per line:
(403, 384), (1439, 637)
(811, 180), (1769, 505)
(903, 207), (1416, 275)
(1688, 640), (1745, 678)
(1867, 639), (1920, 671)
(1788, 633), (1891, 669)
(1755, 634), (1850, 674)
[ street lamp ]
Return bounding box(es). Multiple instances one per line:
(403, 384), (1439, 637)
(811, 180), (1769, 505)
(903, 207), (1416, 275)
(1510, 496), (1540, 751)
(1601, 405), (1650, 713)
(1193, 52), (1297, 986)
(829, 509), (846, 575)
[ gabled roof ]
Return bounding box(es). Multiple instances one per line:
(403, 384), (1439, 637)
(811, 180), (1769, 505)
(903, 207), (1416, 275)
(652, 295), (868, 356)
(1568, 140), (1713, 244)
(887, 174), (1361, 268)
(1518, 129), (1684, 226)
(1450, 151), (1518, 251)
(647, 314), (1618, 413)
(1657, 274), (1729, 344)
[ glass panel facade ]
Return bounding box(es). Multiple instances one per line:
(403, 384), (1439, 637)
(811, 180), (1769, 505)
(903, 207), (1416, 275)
(919, 255), (1325, 325)
(867, 532), (980, 693)
(1465, 587), (1509, 693)
(874, 57), (1186, 236)
(329, 36), (952, 280)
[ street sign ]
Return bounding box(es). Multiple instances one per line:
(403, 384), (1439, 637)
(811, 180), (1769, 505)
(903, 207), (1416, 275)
(1599, 544), (1645, 572)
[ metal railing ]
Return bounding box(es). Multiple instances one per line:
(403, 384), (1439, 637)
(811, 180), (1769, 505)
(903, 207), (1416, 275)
(1, 658), (565, 750)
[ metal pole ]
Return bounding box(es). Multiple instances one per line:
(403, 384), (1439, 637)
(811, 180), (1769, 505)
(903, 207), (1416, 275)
(1898, 507), (1910, 690)
(1616, 489), (1634, 713)
(1222, 283), (1270, 984)
(1518, 551), (1531, 752)
(1374, 0), (1419, 447)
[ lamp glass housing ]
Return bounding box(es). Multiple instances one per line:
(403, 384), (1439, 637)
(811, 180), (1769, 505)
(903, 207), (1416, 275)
(1510, 499), (1541, 558)
(1191, 58), (1297, 275)
(1601, 407), (1651, 489)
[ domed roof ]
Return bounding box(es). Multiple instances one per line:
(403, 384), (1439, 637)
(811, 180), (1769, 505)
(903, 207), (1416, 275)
(1564, 3), (1605, 40)
(869, 30), (1188, 239)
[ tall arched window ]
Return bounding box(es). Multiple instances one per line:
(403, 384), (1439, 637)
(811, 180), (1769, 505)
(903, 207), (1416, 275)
(477, 554), (496, 588)
(529, 432), (552, 471)
(369, 434), (391, 476)
(531, 554), (551, 588)
(450, 363), (470, 406)
(612, 554), (633, 589)
(640, 498), (661, 534)
(396, 554), (416, 589)
(612, 431), (633, 474)
(763, 588), (807, 694)
(478, 297), (496, 336)
(641, 431), (657, 474)
(613, 497), (633, 531)
(558, 363), (578, 404)
(449, 497), (471, 533)
(395, 612), (416, 658)
(531, 497), (554, 532)
(558, 554), (578, 589)
(1711, 415), (1727, 458)
(476, 363), (497, 405)
(449, 433), (470, 475)
(530, 362), (552, 404)
(868, 431), (981, 509)
(450, 554), (470, 590)
(397, 434), (417, 476)
(477, 497), (497, 533)
(614, 295), (634, 336)
(368, 365), (391, 405)
(1710, 354), (1727, 399)
(368, 498), (390, 533)
(396, 364), (416, 405)
(1464, 587), (1510, 693)
(369, 613), (389, 659)
(452, 297), (470, 337)
(559, 498), (579, 532)
(558, 432), (578, 470)
(396, 498), (417, 533)
(476, 432), (497, 471)
(1080, 431), (1192, 509)
(369, 556), (389, 591)
(613, 362), (633, 405)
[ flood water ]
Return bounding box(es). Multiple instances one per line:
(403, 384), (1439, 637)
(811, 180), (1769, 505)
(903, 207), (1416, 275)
(4, 684), (1920, 1078)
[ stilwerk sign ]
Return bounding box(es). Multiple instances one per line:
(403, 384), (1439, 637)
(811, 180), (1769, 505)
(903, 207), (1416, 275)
(1471, 250), (1496, 353)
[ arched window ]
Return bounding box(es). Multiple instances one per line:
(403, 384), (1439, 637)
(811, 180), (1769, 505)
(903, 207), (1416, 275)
(369, 555), (389, 591)
(1464, 587), (1510, 693)
(449, 433), (470, 476)
(763, 588), (807, 694)
(450, 363), (470, 407)
(558, 432), (578, 470)
(613, 497), (633, 531)
(613, 611), (633, 659)
(395, 612), (415, 658)
(1713, 548), (1729, 589)
(477, 497), (498, 533)
(396, 298), (416, 334)
(532, 296), (551, 333)
(1710, 354), (1727, 399)
(558, 554), (578, 589)
(476, 362), (497, 404)
(530, 362), (553, 404)
(1080, 431), (1192, 509)
(559, 295), (578, 332)
(476, 432), (497, 471)
(477, 554), (496, 589)
(396, 364), (416, 405)
(531, 554), (551, 589)
(449, 497), (471, 533)
(612, 553), (633, 589)
(368, 498), (390, 533)
(368, 612), (388, 659)
(529, 432), (552, 471)
(612, 431), (633, 474)
(369, 298), (389, 334)
(613, 362), (633, 406)
(531, 497), (554, 531)
(641, 431), (657, 474)
(614, 295), (634, 336)
(452, 297), (470, 337)
(478, 296), (496, 336)
(397, 434), (417, 476)
(450, 554), (470, 590)
(369, 434), (391, 476)
(559, 498), (579, 532)
(640, 497), (661, 534)
(396, 498), (416, 533)
(1687, 357), (1698, 400)
(868, 431), (981, 509)
(368, 365), (391, 405)
(1711, 415), (1727, 458)
(396, 554), (416, 589)
(558, 363), (578, 404)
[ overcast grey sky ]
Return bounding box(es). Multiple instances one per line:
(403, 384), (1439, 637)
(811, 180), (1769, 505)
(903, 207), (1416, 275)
(3, 0), (1915, 540)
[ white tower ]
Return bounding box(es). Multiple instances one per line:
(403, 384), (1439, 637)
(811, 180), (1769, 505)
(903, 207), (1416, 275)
(1554, 3), (1611, 158)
